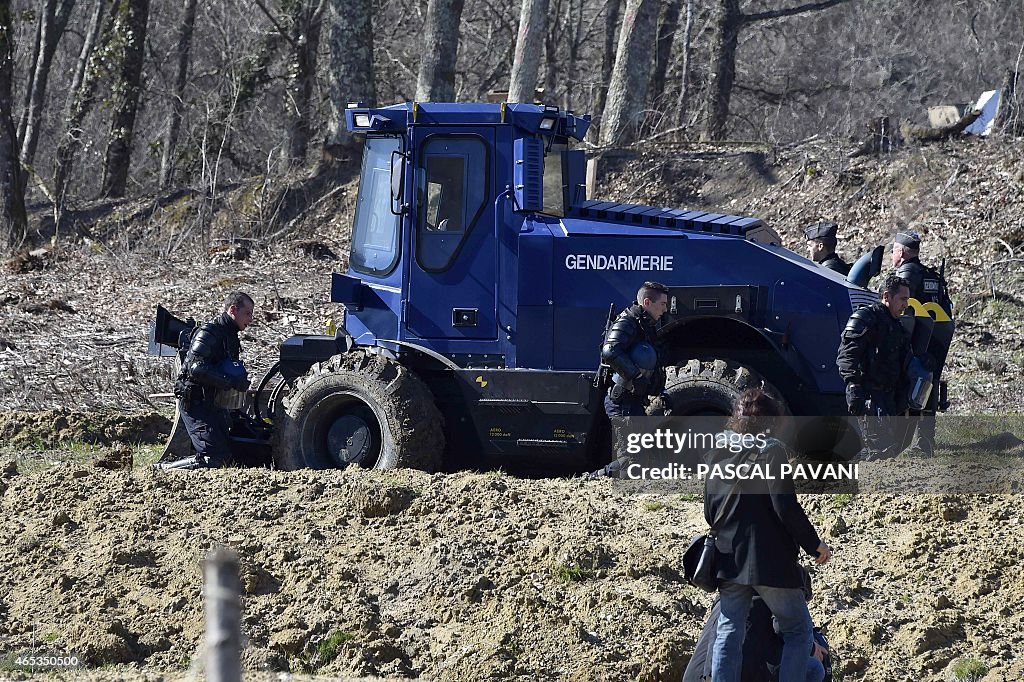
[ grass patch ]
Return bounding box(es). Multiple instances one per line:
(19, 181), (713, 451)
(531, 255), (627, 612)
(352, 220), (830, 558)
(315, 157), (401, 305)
(553, 563), (595, 583)
(641, 499), (664, 512)
(11, 440), (162, 474)
(830, 493), (855, 508)
(132, 443), (164, 468)
(312, 630), (355, 669)
(951, 656), (987, 682)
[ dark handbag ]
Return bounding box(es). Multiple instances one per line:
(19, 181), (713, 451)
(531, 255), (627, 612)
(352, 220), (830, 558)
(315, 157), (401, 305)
(683, 532), (720, 592)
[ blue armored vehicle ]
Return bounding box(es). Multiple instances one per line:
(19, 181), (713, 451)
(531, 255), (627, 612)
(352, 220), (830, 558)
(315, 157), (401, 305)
(153, 102), (883, 471)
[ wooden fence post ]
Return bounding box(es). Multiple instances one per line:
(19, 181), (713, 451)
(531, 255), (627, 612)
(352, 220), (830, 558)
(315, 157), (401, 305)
(204, 545), (242, 682)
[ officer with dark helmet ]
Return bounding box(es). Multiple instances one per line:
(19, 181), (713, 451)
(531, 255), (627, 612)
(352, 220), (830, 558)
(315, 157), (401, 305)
(804, 221), (850, 276)
(892, 230), (954, 457)
(585, 281), (670, 478)
(159, 291), (255, 470)
(836, 274), (912, 459)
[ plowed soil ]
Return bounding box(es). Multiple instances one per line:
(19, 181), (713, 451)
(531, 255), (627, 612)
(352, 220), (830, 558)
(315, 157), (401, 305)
(1, 457), (1023, 682)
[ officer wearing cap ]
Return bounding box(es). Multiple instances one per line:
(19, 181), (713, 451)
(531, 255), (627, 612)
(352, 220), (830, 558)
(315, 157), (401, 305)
(585, 281), (670, 478)
(804, 222), (850, 275)
(893, 230), (954, 456)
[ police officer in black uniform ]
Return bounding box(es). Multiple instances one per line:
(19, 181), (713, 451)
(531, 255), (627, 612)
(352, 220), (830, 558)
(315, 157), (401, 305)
(586, 281), (670, 478)
(893, 230), (953, 456)
(160, 291), (255, 470)
(836, 274), (912, 459)
(804, 221), (850, 276)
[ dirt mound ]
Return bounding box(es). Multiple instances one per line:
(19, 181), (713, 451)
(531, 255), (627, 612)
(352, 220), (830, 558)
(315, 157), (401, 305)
(1, 460), (1022, 681)
(0, 410), (170, 448)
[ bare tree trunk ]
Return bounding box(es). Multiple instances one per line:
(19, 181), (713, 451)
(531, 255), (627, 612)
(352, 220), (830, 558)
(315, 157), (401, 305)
(0, 0), (27, 251)
(702, 0), (740, 141)
(648, 0), (680, 107)
(508, 0), (548, 103)
(159, 0), (197, 188)
(18, 0), (74, 170)
(543, 0), (560, 105)
(53, 0), (109, 217)
(415, 0), (465, 102)
(100, 0), (151, 198)
(590, 0), (622, 140)
(283, 1), (324, 166)
(599, 0), (660, 146)
(563, 0), (584, 110)
(323, 0), (374, 161)
(675, 0), (694, 126)
(17, 7), (42, 145)
(702, 0), (851, 141)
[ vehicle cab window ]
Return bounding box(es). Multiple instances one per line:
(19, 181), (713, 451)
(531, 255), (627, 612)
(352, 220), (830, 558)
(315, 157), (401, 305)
(350, 136), (402, 276)
(541, 143), (567, 217)
(416, 136), (487, 272)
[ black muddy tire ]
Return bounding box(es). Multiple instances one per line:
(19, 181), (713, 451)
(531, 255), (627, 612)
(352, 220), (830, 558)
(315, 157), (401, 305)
(271, 350), (444, 471)
(663, 358), (788, 416)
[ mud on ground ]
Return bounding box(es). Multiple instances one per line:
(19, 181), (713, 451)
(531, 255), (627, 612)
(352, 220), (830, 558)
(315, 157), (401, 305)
(1, 452), (1023, 682)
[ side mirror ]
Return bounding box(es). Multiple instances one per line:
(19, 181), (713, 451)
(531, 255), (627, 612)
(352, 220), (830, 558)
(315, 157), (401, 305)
(390, 150), (406, 215)
(847, 245), (884, 288)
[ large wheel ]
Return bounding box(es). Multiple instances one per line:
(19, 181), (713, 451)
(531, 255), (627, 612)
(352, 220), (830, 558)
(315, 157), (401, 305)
(663, 358), (788, 416)
(272, 350), (444, 471)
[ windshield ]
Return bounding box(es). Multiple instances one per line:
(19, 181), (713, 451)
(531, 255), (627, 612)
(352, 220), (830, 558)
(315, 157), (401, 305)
(350, 136), (402, 276)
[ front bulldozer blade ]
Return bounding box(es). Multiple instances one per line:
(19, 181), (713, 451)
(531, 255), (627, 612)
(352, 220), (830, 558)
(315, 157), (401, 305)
(157, 401), (195, 463)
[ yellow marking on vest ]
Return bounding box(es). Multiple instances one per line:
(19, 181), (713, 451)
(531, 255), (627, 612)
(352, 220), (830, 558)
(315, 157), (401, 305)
(906, 298), (952, 323)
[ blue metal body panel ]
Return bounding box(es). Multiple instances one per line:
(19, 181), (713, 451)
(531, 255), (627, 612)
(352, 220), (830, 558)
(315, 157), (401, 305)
(334, 102), (867, 411)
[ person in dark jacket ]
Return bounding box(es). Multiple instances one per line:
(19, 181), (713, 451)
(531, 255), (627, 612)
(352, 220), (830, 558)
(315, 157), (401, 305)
(704, 389), (832, 682)
(803, 222), (850, 276)
(160, 291), (254, 470)
(892, 230), (954, 456)
(836, 274), (912, 459)
(585, 281), (669, 478)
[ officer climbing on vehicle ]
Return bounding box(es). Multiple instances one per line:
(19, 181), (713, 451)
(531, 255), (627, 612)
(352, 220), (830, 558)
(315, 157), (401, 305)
(803, 221), (850, 276)
(585, 281), (670, 478)
(836, 274), (912, 460)
(893, 230), (954, 457)
(157, 291), (255, 470)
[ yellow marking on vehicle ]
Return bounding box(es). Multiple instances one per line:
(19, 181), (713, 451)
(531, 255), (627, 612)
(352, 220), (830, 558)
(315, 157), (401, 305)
(476, 376), (488, 388)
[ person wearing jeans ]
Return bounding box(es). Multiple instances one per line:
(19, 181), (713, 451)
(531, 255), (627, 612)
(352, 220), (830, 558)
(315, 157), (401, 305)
(704, 389), (832, 682)
(714, 583), (818, 682)
(683, 587), (830, 682)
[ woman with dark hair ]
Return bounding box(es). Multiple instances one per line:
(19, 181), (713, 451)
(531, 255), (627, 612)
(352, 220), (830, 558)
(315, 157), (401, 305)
(724, 388), (784, 437)
(705, 389), (832, 682)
